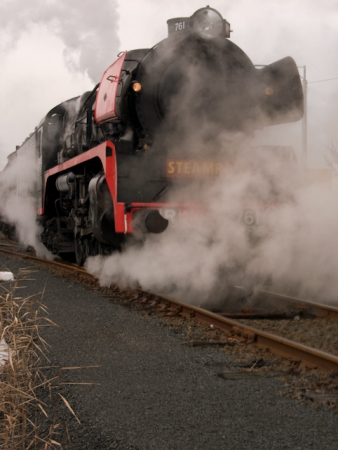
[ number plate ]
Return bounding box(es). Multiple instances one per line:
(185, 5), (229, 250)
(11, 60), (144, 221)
(160, 207), (180, 225)
(238, 209), (259, 226)
(175, 20), (186, 32)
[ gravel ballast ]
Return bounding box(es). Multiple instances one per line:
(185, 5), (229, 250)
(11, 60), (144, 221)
(0, 254), (337, 450)
(239, 317), (338, 356)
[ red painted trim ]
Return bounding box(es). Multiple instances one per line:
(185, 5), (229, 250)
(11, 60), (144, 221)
(38, 141), (127, 234)
(38, 143), (203, 235)
(42, 142), (109, 179)
(127, 202), (201, 209)
(94, 51), (127, 124)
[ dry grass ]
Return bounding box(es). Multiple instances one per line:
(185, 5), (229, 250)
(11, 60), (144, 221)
(0, 267), (79, 449)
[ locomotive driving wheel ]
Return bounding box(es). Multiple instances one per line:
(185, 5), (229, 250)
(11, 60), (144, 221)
(75, 236), (103, 265)
(89, 238), (105, 257)
(83, 239), (90, 261)
(74, 235), (85, 266)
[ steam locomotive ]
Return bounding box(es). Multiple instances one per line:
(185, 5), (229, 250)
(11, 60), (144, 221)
(6, 6), (304, 264)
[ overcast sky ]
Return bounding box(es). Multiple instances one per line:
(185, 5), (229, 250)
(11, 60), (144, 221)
(0, 0), (337, 169)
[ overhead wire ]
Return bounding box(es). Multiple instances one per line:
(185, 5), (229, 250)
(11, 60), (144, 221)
(308, 77), (338, 84)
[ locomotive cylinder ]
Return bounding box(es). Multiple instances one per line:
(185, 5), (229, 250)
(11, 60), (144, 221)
(55, 172), (76, 193)
(132, 209), (169, 234)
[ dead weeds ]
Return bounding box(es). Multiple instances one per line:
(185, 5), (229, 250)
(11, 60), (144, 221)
(0, 266), (84, 449)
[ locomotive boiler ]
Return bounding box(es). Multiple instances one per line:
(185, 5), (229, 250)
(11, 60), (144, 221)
(8, 6), (304, 264)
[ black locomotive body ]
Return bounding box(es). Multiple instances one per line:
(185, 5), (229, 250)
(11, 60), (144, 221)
(7, 7), (304, 264)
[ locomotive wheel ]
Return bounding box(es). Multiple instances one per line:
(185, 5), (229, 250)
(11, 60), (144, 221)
(83, 239), (90, 262)
(74, 236), (85, 266)
(90, 239), (99, 257)
(88, 238), (105, 257)
(88, 238), (96, 256)
(62, 253), (76, 263)
(98, 242), (105, 255)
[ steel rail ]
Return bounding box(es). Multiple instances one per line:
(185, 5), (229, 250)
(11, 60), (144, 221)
(0, 248), (93, 279)
(254, 289), (338, 321)
(145, 293), (338, 372)
(229, 285), (338, 320)
(1, 248), (338, 371)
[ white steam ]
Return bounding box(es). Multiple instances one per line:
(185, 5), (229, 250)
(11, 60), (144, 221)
(86, 135), (337, 306)
(0, 154), (50, 258)
(83, 39), (338, 307)
(0, 0), (120, 83)
(252, 183), (338, 302)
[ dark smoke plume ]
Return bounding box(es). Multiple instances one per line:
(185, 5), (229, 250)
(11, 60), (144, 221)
(0, 0), (120, 82)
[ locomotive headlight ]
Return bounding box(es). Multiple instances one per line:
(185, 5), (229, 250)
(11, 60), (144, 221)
(265, 87), (274, 96)
(192, 7), (224, 40)
(132, 81), (142, 92)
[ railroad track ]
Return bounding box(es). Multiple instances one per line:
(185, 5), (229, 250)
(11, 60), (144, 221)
(1, 246), (338, 372)
(0, 246), (94, 280)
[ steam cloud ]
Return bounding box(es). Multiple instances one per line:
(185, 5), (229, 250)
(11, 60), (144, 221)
(86, 140), (337, 306)
(0, 153), (51, 258)
(86, 39), (337, 307)
(0, 0), (120, 83)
